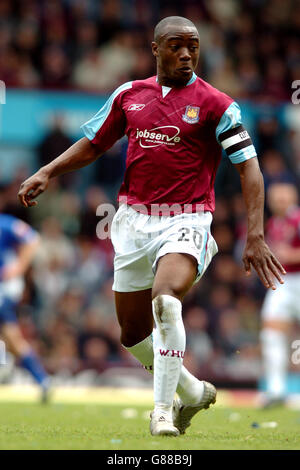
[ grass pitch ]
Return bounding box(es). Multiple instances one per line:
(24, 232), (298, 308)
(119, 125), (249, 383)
(0, 386), (299, 450)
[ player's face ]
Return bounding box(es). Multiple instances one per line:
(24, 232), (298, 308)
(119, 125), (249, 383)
(152, 27), (200, 86)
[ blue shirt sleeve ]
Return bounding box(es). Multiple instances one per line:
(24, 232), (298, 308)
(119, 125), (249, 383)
(216, 102), (257, 164)
(81, 81), (132, 141)
(3, 216), (38, 246)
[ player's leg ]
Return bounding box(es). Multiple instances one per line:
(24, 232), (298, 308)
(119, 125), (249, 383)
(260, 284), (291, 407)
(260, 319), (290, 407)
(151, 253), (198, 420)
(115, 287), (210, 415)
(150, 253), (210, 435)
(1, 320), (50, 402)
(111, 202), (157, 373)
(115, 257), (194, 437)
(115, 289), (154, 348)
(112, 206), (216, 434)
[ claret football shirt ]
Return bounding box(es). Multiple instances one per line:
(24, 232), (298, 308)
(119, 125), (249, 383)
(81, 73), (257, 215)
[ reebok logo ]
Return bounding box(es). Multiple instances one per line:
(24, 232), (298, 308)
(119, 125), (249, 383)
(136, 126), (181, 148)
(159, 349), (184, 358)
(128, 104), (145, 111)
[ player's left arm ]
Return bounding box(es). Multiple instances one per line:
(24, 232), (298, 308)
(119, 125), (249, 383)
(1, 220), (40, 281)
(234, 157), (285, 289)
(216, 101), (286, 289)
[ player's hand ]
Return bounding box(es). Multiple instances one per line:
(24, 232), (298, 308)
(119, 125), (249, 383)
(18, 170), (50, 207)
(242, 237), (286, 290)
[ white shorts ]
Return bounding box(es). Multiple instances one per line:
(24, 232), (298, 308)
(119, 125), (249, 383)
(111, 204), (218, 292)
(261, 272), (300, 322)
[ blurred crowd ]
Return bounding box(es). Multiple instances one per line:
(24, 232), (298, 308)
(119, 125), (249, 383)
(1, 0), (300, 386)
(0, 0), (299, 101)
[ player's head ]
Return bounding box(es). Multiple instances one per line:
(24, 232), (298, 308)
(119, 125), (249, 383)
(152, 16), (200, 86)
(267, 182), (299, 216)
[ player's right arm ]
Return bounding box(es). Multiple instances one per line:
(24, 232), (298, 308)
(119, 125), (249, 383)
(18, 81), (132, 207)
(18, 137), (100, 207)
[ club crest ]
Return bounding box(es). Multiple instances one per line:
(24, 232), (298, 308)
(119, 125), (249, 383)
(182, 105), (200, 124)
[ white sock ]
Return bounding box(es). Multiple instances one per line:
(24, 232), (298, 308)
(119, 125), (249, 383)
(260, 328), (288, 398)
(125, 334), (154, 372)
(152, 295), (186, 419)
(176, 367), (204, 405)
(124, 336), (204, 405)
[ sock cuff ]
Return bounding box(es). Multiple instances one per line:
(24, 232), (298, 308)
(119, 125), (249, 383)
(122, 333), (153, 353)
(153, 294), (182, 308)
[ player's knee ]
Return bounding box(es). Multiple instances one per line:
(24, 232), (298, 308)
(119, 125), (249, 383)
(152, 294), (183, 326)
(152, 295), (185, 350)
(152, 284), (184, 301)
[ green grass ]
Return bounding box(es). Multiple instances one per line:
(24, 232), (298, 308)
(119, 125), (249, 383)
(0, 402), (299, 450)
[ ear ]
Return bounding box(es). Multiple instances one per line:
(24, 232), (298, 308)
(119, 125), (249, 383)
(151, 41), (159, 57)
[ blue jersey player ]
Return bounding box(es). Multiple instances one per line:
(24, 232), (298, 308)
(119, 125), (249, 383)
(0, 214), (50, 402)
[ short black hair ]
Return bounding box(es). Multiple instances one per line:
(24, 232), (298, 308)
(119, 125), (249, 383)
(154, 16), (198, 43)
